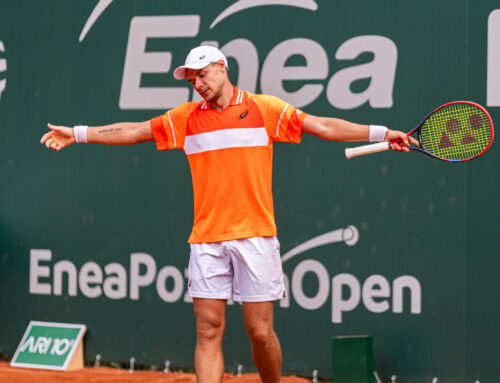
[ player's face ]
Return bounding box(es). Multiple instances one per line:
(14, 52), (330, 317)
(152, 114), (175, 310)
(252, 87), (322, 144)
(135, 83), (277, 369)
(186, 61), (226, 102)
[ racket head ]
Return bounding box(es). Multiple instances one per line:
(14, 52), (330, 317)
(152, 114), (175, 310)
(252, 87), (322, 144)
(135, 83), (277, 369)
(413, 101), (494, 162)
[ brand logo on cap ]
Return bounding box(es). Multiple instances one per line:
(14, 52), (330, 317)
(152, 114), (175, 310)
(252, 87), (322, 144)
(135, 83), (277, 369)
(199, 55), (206, 60)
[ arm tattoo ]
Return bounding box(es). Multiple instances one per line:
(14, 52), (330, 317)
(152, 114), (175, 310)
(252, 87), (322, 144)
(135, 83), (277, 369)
(97, 127), (122, 134)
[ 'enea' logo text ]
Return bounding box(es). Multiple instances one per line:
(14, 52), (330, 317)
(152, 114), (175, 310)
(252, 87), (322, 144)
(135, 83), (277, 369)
(79, 0), (397, 111)
(79, 3), (500, 110)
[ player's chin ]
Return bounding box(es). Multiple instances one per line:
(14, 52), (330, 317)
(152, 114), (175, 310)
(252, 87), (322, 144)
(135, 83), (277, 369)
(204, 92), (216, 102)
(198, 89), (211, 99)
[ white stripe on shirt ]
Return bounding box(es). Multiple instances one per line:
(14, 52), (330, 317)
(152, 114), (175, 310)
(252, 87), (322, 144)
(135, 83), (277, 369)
(275, 104), (289, 136)
(184, 127), (269, 155)
(167, 111), (177, 147)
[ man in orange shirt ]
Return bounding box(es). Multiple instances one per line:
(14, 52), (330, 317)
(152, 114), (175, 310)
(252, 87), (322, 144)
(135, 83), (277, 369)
(41, 46), (416, 383)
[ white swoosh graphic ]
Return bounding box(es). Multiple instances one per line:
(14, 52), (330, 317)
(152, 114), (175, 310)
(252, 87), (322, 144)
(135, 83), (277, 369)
(79, 0), (114, 42)
(79, 1), (318, 40)
(210, 0), (318, 29)
(281, 225), (359, 264)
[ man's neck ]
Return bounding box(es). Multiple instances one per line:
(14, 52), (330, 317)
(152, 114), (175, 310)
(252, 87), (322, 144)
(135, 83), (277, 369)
(208, 82), (234, 111)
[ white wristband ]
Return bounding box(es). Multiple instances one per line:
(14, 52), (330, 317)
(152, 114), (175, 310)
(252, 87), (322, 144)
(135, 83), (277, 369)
(73, 125), (88, 143)
(369, 125), (388, 142)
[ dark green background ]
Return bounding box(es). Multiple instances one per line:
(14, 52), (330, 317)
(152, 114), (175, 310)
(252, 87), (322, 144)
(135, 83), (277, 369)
(1, 1), (499, 382)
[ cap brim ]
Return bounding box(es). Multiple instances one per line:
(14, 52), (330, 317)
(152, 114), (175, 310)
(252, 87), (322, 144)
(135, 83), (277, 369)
(173, 62), (211, 80)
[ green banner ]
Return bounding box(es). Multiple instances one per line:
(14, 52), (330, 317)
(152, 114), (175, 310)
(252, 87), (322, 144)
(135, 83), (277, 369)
(1, 1), (499, 382)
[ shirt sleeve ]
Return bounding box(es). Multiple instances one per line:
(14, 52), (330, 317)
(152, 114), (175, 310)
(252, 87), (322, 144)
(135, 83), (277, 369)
(258, 94), (308, 143)
(150, 102), (194, 150)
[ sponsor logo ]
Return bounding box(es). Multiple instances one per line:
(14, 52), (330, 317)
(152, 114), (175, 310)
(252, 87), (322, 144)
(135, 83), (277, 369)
(11, 321), (86, 370)
(29, 226), (422, 324)
(199, 55), (205, 60)
(239, 110), (249, 119)
(79, 1), (397, 111)
(0, 40), (6, 102)
(20, 335), (75, 356)
(78, 3), (499, 108)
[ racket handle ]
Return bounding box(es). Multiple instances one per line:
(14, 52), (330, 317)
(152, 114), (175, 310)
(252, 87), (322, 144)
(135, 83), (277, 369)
(345, 142), (391, 159)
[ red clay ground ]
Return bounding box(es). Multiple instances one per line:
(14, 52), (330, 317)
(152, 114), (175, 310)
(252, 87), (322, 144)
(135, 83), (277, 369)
(0, 362), (312, 383)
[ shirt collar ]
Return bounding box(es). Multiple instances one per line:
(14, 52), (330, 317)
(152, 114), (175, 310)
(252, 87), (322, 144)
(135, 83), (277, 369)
(230, 86), (244, 106)
(200, 86), (244, 110)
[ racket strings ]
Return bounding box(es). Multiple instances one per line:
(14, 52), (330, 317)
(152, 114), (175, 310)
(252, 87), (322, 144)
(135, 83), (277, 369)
(420, 103), (492, 160)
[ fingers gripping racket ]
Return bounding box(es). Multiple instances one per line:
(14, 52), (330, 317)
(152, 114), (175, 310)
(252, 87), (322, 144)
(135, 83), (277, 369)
(345, 101), (494, 162)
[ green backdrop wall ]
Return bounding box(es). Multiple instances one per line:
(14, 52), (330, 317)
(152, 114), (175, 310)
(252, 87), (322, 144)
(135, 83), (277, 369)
(1, 1), (499, 382)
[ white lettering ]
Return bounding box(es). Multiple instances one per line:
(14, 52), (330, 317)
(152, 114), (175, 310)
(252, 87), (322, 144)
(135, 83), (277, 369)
(156, 266), (183, 302)
(292, 260), (329, 310)
(130, 253), (157, 300)
(50, 338), (74, 355)
(103, 263), (127, 299)
(261, 38), (328, 108)
(362, 274), (390, 313)
(79, 262), (103, 298)
(119, 16), (200, 110)
(28, 250), (421, 322)
(327, 35), (397, 109)
(34, 337), (52, 354)
(29, 249), (52, 295)
(487, 10), (500, 106)
(331, 273), (361, 323)
(393, 275), (421, 314)
(117, 14), (398, 112)
(20, 336), (35, 353)
(33, 337), (46, 353)
(53, 260), (77, 296)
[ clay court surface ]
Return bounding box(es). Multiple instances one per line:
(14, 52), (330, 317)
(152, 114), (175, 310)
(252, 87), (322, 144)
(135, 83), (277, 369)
(0, 362), (311, 383)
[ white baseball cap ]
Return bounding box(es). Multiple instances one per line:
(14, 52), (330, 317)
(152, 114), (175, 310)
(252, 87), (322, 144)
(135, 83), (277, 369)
(173, 46), (228, 80)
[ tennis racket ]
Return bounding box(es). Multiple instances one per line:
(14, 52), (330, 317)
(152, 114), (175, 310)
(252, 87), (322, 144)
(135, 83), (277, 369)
(345, 101), (494, 162)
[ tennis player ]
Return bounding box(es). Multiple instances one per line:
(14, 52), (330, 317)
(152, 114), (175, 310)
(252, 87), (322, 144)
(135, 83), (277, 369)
(41, 46), (417, 383)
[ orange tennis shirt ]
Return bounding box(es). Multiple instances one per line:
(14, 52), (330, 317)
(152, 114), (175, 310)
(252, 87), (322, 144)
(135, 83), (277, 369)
(150, 87), (307, 243)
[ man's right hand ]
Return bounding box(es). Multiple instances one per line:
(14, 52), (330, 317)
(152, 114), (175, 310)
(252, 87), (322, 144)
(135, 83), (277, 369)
(40, 123), (75, 151)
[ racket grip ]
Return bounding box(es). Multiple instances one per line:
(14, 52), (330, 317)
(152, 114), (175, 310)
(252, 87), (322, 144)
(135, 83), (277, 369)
(345, 142), (391, 159)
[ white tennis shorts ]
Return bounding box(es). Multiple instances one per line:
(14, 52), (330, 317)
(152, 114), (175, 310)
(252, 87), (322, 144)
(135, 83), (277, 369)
(188, 236), (285, 302)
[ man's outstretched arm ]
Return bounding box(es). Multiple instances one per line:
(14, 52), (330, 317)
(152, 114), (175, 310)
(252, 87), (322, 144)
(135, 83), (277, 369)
(302, 114), (418, 152)
(40, 121), (154, 151)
